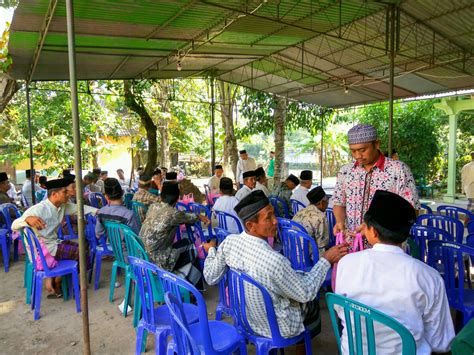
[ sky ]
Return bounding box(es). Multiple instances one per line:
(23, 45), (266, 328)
(0, 7), (14, 34)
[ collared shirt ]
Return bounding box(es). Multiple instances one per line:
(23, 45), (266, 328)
(332, 154), (420, 232)
(212, 195), (241, 234)
(207, 175), (221, 194)
(292, 204), (328, 255)
(95, 203), (140, 237)
(461, 160), (474, 198)
(7, 183), (17, 200)
(11, 200), (97, 255)
(336, 243), (455, 355)
(291, 185), (310, 207)
(118, 177), (130, 190)
(236, 157), (257, 184)
(140, 202), (198, 271)
(271, 182), (293, 216)
(132, 188), (160, 206)
(254, 181), (269, 197)
(204, 232), (331, 338)
(235, 185), (253, 201)
(21, 180), (42, 207)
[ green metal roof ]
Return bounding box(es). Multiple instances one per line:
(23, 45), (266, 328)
(7, 0), (474, 107)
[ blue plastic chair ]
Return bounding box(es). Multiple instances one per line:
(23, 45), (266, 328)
(281, 228), (319, 272)
(131, 200), (149, 226)
(84, 215), (114, 290)
(326, 292), (417, 354)
(23, 227), (81, 320)
(35, 189), (46, 202)
(175, 201), (189, 212)
(420, 203), (433, 215)
(326, 207), (336, 247)
(428, 240), (474, 325)
(89, 192), (107, 208)
(189, 202), (213, 239)
(290, 199), (306, 216)
(437, 205), (473, 221)
(416, 214), (464, 243)
(468, 220), (474, 234)
(276, 217), (306, 245)
(155, 265), (246, 355)
(409, 225), (453, 262)
(214, 210), (243, 234)
(227, 268), (312, 354)
(269, 196), (290, 218)
(20, 192), (30, 208)
(124, 192), (134, 210)
(212, 227), (234, 321)
(0, 203), (21, 272)
(128, 257), (199, 354)
(57, 215), (78, 241)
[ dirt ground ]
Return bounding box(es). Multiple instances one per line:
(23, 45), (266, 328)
(0, 255), (338, 355)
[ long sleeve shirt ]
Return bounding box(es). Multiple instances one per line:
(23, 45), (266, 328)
(211, 195), (242, 234)
(236, 157), (257, 184)
(204, 232), (331, 338)
(254, 181), (270, 197)
(335, 243), (455, 355)
(11, 199), (97, 255)
(95, 204), (140, 237)
(290, 185), (310, 207)
(207, 175), (221, 194)
(235, 185), (253, 201)
(21, 180), (42, 207)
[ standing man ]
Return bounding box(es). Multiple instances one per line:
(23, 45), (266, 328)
(208, 165), (224, 194)
(235, 170), (256, 201)
(22, 169), (42, 207)
(267, 151), (275, 190)
(461, 151), (474, 219)
(117, 169), (130, 190)
(291, 170), (313, 207)
(332, 124), (420, 238)
(0, 172), (13, 204)
(236, 149), (256, 188)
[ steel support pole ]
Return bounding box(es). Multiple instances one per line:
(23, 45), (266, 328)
(210, 77), (216, 174)
(65, 1), (91, 354)
(388, 5), (396, 155)
(320, 115), (324, 186)
(25, 85), (36, 204)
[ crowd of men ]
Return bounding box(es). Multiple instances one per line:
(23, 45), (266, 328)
(2, 122), (470, 353)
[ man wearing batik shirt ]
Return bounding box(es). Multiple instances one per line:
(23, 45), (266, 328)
(271, 174), (300, 216)
(332, 124), (420, 239)
(203, 190), (347, 345)
(293, 186), (329, 256)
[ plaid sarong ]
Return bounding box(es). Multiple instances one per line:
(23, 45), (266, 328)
(55, 240), (91, 270)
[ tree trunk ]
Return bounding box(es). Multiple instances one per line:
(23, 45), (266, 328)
(90, 133), (99, 169)
(124, 80), (158, 176)
(218, 80), (239, 180)
(154, 80), (171, 169)
(0, 78), (20, 114)
(273, 97), (287, 185)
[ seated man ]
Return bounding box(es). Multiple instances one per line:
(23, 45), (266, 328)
(116, 169), (130, 190)
(208, 164), (224, 194)
(150, 168), (162, 195)
(12, 178), (97, 296)
(212, 177), (241, 234)
(204, 191), (347, 343)
(22, 169), (42, 206)
(271, 174), (300, 216)
(291, 170), (312, 207)
(132, 174), (160, 207)
(254, 167), (270, 196)
(235, 170), (256, 201)
(335, 190), (455, 354)
(0, 172), (13, 204)
(96, 178), (140, 236)
(292, 186), (329, 256)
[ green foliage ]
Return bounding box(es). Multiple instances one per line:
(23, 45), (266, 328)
(0, 23), (12, 73)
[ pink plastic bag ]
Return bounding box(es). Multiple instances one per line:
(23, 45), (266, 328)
(35, 238), (58, 271)
(331, 232), (365, 291)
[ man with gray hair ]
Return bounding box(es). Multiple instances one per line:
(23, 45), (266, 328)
(332, 124), (419, 239)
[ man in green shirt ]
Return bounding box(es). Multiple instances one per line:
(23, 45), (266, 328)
(267, 151), (275, 190)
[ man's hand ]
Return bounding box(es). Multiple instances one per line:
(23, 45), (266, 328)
(333, 222), (345, 236)
(25, 216), (47, 230)
(323, 244), (349, 264)
(198, 215), (211, 225)
(201, 240), (217, 253)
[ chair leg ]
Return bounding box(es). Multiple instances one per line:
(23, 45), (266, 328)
(133, 284), (140, 328)
(25, 264), (33, 305)
(303, 331), (313, 355)
(239, 340), (248, 355)
(33, 276), (43, 320)
(1, 237), (9, 272)
(72, 270), (81, 313)
(109, 263), (118, 303)
(135, 325), (145, 355)
(88, 252), (96, 284)
(94, 255), (103, 290)
(13, 239), (19, 261)
(123, 274), (132, 318)
(155, 330), (169, 355)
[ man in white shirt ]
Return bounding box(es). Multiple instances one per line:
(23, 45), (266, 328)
(22, 169), (42, 207)
(254, 167), (269, 196)
(235, 170), (256, 201)
(116, 169), (130, 190)
(212, 177), (241, 234)
(335, 190), (455, 355)
(291, 170), (313, 207)
(461, 151), (474, 217)
(236, 149), (256, 187)
(208, 164), (224, 194)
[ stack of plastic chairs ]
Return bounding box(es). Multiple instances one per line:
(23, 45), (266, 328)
(409, 225), (452, 262)
(437, 205), (473, 222)
(0, 203), (21, 272)
(326, 293), (416, 354)
(416, 214), (464, 243)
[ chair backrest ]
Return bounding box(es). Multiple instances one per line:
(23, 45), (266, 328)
(214, 210), (243, 234)
(437, 205), (473, 221)
(175, 201), (189, 212)
(214, 227), (231, 245)
(290, 199), (306, 216)
(203, 184), (213, 206)
(20, 193), (30, 208)
(427, 240), (474, 314)
(23, 227), (54, 272)
(1, 203), (21, 230)
(189, 202), (213, 238)
(57, 214), (78, 240)
(123, 192), (134, 210)
(89, 192), (107, 208)
(409, 225), (453, 262)
(35, 190), (47, 202)
(103, 221), (146, 266)
(416, 214), (464, 243)
(281, 228), (319, 271)
(326, 292), (417, 355)
(468, 220), (474, 234)
(276, 217), (306, 243)
(227, 268), (289, 345)
(131, 200), (148, 225)
(326, 208), (336, 247)
(269, 196), (289, 218)
(419, 203), (433, 215)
